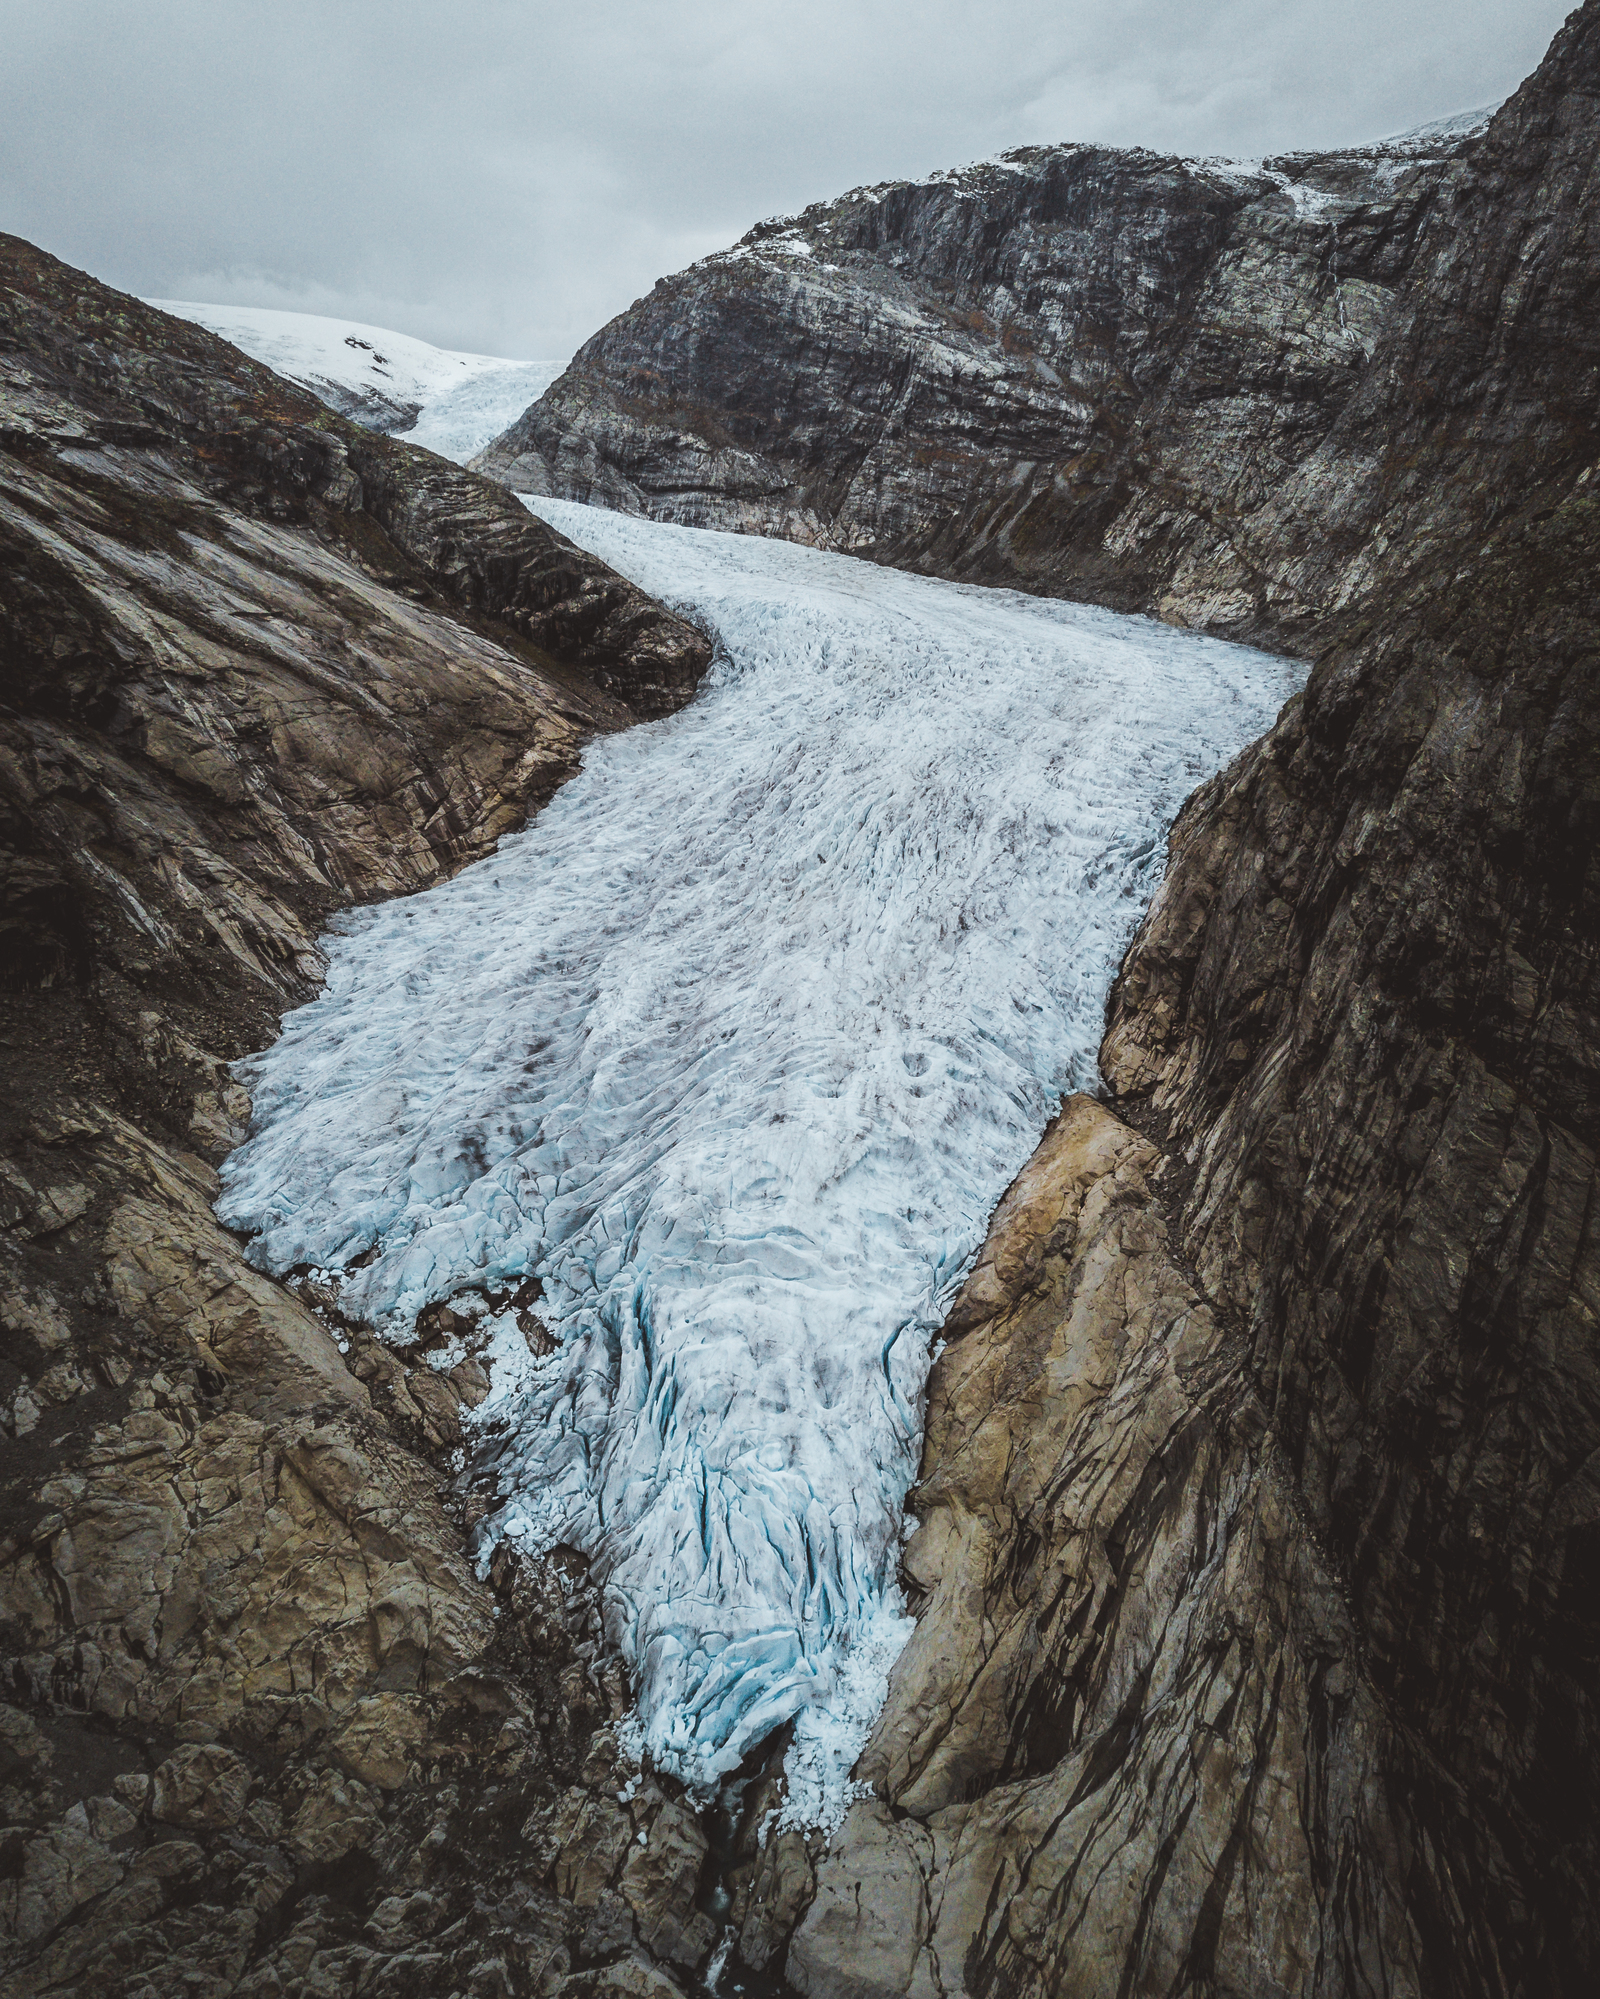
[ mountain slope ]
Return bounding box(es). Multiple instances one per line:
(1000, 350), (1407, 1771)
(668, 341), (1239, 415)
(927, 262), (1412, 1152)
(774, 9), (1600, 1996)
(153, 298), (563, 460)
(473, 110), (1496, 650)
(0, 235), (715, 1996)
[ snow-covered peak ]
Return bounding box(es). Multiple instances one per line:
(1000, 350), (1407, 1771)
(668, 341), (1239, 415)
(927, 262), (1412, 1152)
(1195, 100), (1501, 220)
(146, 299), (565, 463)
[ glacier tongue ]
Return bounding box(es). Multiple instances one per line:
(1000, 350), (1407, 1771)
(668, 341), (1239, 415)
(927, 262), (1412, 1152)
(217, 500), (1303, 1818)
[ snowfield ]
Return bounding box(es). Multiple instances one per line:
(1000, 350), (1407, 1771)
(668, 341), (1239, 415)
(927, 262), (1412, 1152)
(218, 504), (1304, 1821)
(147, 300), (563, 461)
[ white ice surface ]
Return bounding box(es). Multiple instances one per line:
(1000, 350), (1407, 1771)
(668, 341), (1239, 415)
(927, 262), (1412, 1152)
(218, 504), (1303, 1817)
(146, 300), (563, 462)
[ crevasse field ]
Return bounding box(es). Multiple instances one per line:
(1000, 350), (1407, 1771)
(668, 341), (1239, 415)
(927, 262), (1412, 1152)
(217, 500), (1303, 1824)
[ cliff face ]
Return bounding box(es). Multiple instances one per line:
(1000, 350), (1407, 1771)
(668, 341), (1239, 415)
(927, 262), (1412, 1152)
(786, 8), (1600, 1997)
(473, 111), (1495, 648)
(4, 0), (1598, 1990)
(0, 238), (720, 1996)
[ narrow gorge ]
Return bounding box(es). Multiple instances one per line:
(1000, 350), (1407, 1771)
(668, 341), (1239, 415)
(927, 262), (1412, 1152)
(2, 5), (1597, 1998)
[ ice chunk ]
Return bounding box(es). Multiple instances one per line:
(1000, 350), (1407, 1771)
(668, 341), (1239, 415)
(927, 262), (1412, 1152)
(218, 501), (1303, 1808)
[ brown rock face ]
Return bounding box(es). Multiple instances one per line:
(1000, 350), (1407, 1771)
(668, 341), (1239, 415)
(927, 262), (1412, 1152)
(792, 1099), (1414, 1999)
(6, 0), (1599, 1987)
(0, 237), (718, 1996)
(788, 9), (1600, 1998)
(474, 108), (1492, 649)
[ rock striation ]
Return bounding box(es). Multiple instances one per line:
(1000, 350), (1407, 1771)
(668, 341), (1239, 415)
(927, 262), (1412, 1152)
(783, 7), (1600, 1996)
(793, 1096), (1407, 1999)
(0, 235), (721, 1996)
(474, 106), (1498, 650)
(5, 0), (1600, 1989)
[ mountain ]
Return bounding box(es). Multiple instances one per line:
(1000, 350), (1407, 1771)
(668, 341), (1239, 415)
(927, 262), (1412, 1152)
(151, 299), (564, 461)
(772, 9), (1600, 1997)
(2, 0), (1598, 1994)
(0, 234), (712, 1994)
(472, 2), (1600, 1990)
(472, 109), (1505, 653)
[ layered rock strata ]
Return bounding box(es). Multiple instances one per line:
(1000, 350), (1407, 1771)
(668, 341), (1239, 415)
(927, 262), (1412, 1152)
(783, 8), (1600, 1995)
(0, 237), (722, 1996)
(5, 0), (1600, 1990)
(793, 1096), (1410, 1998)
(474, 109), (1491, 647)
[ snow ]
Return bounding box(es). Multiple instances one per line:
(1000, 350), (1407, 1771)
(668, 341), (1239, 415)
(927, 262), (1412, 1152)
(217, 502), (1304, 1819)
(1379, 103), (1501, 150)
(1202, 101), (1502, 218)
(146, 300), (563, 462)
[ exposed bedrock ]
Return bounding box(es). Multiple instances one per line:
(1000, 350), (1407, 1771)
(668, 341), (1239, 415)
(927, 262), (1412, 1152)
(787, 9), (1600, 1996)
(793, 1097), (1411, 1999)
(476, 12), (1594, 664)
(0, 236), (718, 1995)
(4, 0), (1599, 1990)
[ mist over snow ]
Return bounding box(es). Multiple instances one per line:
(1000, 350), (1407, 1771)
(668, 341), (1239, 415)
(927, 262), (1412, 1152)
(217, 501), (1305, 1821)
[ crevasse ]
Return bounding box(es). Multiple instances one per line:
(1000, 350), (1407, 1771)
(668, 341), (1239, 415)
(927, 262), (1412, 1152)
(217, 500), (1303, 1822)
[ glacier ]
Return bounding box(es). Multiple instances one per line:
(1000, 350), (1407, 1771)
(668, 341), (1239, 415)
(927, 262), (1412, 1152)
(147, 299), (564, 462)
(217, 502), (1304, 1819)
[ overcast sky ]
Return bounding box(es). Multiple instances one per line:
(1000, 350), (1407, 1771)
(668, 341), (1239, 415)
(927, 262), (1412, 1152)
(0, 1), (1573, 362)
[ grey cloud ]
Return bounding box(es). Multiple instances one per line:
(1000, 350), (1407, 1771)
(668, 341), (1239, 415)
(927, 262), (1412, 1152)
(0, 0), (1571, 362)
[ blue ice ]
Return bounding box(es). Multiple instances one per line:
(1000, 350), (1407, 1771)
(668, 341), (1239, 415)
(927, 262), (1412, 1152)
(218, 500), (1303, 1823)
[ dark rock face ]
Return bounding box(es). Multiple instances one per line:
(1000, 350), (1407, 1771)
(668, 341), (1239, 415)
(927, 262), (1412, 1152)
(1102, 38), (1600, 1992)
(787, 8), (1600, 1997)
(474, 110), (1493, 648)
(6, 0), (1599, 1987)
(0, 237), (723, 1996)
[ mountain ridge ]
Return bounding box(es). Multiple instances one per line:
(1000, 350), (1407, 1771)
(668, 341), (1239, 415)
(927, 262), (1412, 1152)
(472, 101), (1503, 653)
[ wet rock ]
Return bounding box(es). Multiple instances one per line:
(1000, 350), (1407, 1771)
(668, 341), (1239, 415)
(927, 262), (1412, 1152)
(579, 1887), (637, 1959)
(787, 1802), (929, 1999)
(567, 1953), (689, 1999)
(736, 1824), (816, 1973)
(785, 1096), (1413, 1998)
(619, 1798), (714, 1966)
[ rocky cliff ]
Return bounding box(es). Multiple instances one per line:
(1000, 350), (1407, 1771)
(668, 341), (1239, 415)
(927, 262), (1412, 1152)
(473, 106), (1500, 650)
(783, 7), (1600, 1997)
(0, 236), (727, 1996)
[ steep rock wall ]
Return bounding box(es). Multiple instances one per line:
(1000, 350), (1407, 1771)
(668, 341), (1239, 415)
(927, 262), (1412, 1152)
(474, 113), (1492, 649)
(0, 239), (720, 1997)
(785, 8), (1600, 1996)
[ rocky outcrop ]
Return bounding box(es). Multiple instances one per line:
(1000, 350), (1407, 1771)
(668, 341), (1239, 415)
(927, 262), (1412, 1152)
(780, 9), (1600, 1997)
(786, 1097), (1419, 1998)
(1096, 34), (1600, 1989)
(0, 237), (721, 1996)
(7, 0), (1599, 1989)
(473, 108), (1496, 648)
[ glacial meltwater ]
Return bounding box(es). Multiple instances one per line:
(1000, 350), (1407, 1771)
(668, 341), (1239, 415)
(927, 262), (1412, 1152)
(217, 500), (1303, 1825)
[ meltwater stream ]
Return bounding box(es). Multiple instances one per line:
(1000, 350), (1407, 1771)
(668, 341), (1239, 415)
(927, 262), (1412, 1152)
(219, 500), (1303, 1823)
